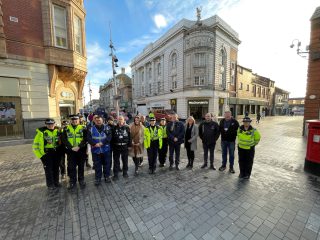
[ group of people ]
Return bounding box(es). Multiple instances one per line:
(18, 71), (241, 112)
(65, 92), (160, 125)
(32, 110), (261, 191)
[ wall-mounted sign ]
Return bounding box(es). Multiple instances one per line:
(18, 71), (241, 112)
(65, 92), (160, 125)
(60, 91), (74, 99)
(170, 99), (177, 105)
(188, 100), (209, 105)
(9, 16), (18, 23)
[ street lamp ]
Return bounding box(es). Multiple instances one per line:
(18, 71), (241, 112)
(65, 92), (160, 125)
(290, 39), (309, 58)
(109, 25), (120, 118)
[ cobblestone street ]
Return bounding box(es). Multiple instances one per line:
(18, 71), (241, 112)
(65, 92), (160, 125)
(0, 116), (320, 240)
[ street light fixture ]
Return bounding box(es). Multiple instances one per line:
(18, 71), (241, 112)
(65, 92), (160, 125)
(290, 39), (309, 58)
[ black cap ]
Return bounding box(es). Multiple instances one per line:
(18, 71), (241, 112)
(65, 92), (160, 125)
(242, 117), (252, 122)
(45, 118), (55, 124)
(69, 114), (80, 120)
(149, 117), (156, 121)
(160, 118), (166, 121)
(107, 116), (114, 121)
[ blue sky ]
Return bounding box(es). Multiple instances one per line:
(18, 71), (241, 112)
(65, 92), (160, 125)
(83, 0), (319, 102)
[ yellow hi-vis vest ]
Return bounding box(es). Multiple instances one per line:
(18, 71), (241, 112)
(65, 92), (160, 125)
(66, 124), (84, 147)
(32, 128), (59, 159)
(159, 125), (167, 138)
(144, 126), (162, 149)
(237, 127), (261, 149)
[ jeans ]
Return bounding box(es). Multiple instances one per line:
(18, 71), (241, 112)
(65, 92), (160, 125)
(203, 143), (215, 165)
(92, 152), (111, 181)
(221, 141), (236, 168)
(169, 143), (181, 166)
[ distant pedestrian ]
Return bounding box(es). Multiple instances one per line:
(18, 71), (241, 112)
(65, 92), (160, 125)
(237, 117), (261, 179)
(32, 119), (61, 190)
(256, 112), (261, 124)
(218, 110), (239, 174)
(199, 113), (220, 170)
(167, 114), (185, 170)
(184, 116), (198, 169)
(129, 116), (144, 175)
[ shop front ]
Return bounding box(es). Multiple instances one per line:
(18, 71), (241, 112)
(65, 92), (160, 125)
(188, 99), (209, 120)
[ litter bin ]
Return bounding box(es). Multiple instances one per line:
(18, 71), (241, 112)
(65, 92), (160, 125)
(305, 120), (320, 176)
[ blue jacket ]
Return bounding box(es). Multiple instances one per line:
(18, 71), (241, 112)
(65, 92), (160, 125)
(166, 121), (185, 144)
(87, 124), (112, 154)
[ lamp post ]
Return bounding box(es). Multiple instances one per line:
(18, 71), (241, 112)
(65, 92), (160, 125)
(109, 25), (120, 118)
(290, 39), (309, 58)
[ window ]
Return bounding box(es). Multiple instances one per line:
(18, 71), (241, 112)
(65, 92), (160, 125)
(73, 15), (82, 54)
(239, 82), (243, 90)
(194, 53), (205, 66)
(172, 75), (177, 89)
(157, 63), (161, 76)
(239, 67), (243, 74)
(194, 76), (205, 86)
(246, 84), (249, 91)
(157, 81), (161, 92)
(148, 67), (152, 79)
(53, 5), (68, 48)
(149, 83), (152, 94)
(171, 53), (177, 69)
(219, 49), (226, 88)
(252, 85), (255, 93)
(230, 62), (235, 85)
(141, 86), (145, 96)
(141, 71), (144, 82)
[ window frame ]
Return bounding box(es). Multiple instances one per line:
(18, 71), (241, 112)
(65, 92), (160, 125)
(52, 4), (68, 49)
(73, 14), (83, 54)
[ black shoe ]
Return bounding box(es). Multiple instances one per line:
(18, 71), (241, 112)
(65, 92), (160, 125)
(238, 174), (244, 179)
(123, 173), (129, 178)
(176, 165), (180, 171)
(105, 177), (111, 183)
(229, 168), (235, 174)
(186, 163), (190, 168)
(54, 183), (62, 188)
(209, 165), (216, 170)
(201, 164), (207, 169)
(159, 163), (164, 168)
(169, 164), (174, 170)
(243, 175), (250, 179)
(67, 183), (76, 190)
(94, 180), (101, 186)
(112, 175), (119, 181)
(149, 169), (153, 174)
(79, 181), (86, 188)
(219, 166), (226, 171)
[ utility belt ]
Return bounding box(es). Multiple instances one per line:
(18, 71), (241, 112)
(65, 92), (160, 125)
(151, 139), (159, 142)
(44, 148), (57, 153)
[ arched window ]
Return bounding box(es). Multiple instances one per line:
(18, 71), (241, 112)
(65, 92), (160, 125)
(219, 49), (227, 89)
(171, 52), (177, 69)
(157, 63), (161, 76)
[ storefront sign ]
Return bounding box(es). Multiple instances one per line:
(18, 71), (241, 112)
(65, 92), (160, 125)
(188, 100), (209, 105)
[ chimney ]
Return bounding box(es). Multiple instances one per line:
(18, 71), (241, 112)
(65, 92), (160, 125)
(121, 68), (125, 74)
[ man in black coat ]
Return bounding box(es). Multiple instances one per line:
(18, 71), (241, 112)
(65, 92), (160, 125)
(166, 114), (185, 170)
(218, 110), (239, 173)
(199, 113), (220, 170)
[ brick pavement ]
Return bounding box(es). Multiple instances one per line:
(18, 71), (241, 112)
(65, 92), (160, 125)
(0, 116), (319, 240)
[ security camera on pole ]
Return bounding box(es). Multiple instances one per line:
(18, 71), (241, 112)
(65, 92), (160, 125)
(109, 24), (120, 119)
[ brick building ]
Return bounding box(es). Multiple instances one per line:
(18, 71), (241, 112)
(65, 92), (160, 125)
(0, 0), (87, 139)
(304, 6), (320, 123)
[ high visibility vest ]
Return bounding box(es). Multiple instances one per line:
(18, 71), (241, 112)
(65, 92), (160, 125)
(159, 126), (167, 138)
(149, 112), (155, 118)
(32, 128), (59, 159)
(144, 126), (162, 149)
(90, 125), (111, 154)
(237, 127), (261, 149)
(66, 125), (84, 147)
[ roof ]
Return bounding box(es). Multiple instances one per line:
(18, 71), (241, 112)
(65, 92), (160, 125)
(311, 6), (320, 20)
(275, 87), (290, 94)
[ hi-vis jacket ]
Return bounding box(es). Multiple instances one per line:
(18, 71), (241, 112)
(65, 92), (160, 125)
(87, 124), (112, 154)
(144, 126), (162, 149)
(32, 127), (60, 159)
(61, 124), (87, 150)
(237, 125), (261, 149)
(159, 125), (167, 138)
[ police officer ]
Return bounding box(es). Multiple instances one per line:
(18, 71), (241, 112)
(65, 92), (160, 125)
(61, 115), (88, 189)
(87, 115), (112, 185)
(158, 118), (168, 167)
(112, 116), (131, 180)
(32, 119), (60, 190)
(144, 117), (162, 174)
(237, 117), (261, 179)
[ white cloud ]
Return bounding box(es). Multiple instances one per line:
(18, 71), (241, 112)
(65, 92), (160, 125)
(153, 14), (168, 29)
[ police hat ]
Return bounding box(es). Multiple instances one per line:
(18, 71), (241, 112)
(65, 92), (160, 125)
(149, 117), (156, 121)
(242, 117), (252, 122)
(69, 114), (80, 120)
(160, 118), (166, 121)
(45, 118), (55, 124)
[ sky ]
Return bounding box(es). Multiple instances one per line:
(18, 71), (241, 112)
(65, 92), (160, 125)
(83, 0), (319, 103)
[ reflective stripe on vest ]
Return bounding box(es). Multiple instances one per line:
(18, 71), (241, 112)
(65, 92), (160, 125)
(67, 125), (84, 147)
(43, 129), (59, 149)
(90, 125), (110, 154)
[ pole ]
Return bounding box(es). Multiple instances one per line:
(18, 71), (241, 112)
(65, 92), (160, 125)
(88, 80), (92, 111)
(109, 23), (119, 118)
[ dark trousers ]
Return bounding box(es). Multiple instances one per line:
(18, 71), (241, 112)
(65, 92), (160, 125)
(186, 144), (195, 161)
(113, 146), (128, 176)
(169, 143), (181, 166)
(147, 140), (159, 170)
(67, 150), (85, 184)
(41, 150), (60, 187)
(57, 145), (66, 175)
(238, 146), (255, 177)
(92, 152), (111, 181)
(221, 141), (235, 168)
(203, 143), (216, 165)
(158, 138), (168, 164)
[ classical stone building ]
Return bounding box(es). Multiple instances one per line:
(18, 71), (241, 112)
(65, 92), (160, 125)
(273, 87), (290, 116)
(0, 0), (87, 139)
(234, 65), (275, 117)
(131, 12), (240, 120)
(99, 68), (132, 113)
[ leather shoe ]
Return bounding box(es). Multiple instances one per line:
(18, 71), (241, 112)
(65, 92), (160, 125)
(112, 175), (119, 181)
(105, 177), (111, 183)
(201, 164), (207, 169)
(67, 183), (76, 190)
(79, 181), (86, 188)
(229, 168), (235, 174)
(123, 173), (129, 178)
(175, 165), (180, 171)
(209, 165), (216, 170)
(219, 166), (226, 171)
(169, 165), (174, 170)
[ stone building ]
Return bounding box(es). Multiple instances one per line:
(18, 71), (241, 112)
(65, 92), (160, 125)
(0, 0), (87, 139)
(288, 98), (305, 116)
(274, 87), (290, 115)
(234, 65), (275, 117)
(131, 12), (240, 120)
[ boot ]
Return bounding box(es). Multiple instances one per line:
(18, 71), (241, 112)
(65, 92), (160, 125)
(190, 159), (194, 169)
(186, 159), (191, 168)
(201, 163), (207, 169)
(133, 158), (139, 175)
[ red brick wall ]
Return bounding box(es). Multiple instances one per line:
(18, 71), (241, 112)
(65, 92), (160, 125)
(2, 0), (45, 60)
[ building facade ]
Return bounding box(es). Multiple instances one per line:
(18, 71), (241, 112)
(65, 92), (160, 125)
(288, 98), (305, 115)
(0, 0), (87, 139)
(131, 13), (240, 120)
(232, 65), (275, 118)
(99, 68), (132, 113)
(274, 87), (290, 115)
